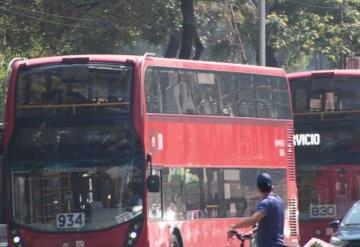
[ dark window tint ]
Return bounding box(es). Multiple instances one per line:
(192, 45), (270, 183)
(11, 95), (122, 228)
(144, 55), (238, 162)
(16, 63), (132, 117)
(157, 167), (286, 220)
(145, 67), (291, 119)
(294, 123), (360, 165)
(290, 76), (360, 113)
(9, 118), (137, 161)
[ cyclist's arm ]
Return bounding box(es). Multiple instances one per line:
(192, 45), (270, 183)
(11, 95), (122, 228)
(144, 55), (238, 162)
(230, 211), (265, 230)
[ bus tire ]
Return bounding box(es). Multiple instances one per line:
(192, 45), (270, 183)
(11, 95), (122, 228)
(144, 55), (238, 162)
(170, 234), (180, 247)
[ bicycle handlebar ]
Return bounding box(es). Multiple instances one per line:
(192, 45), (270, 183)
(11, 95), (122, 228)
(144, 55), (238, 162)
(228, 230), (253, 241)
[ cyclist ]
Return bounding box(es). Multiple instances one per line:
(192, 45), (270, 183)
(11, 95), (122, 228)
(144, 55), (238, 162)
(227, 173), (285, 247)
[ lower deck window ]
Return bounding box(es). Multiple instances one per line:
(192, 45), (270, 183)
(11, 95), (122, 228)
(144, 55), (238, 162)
(148, 167), (286, 220)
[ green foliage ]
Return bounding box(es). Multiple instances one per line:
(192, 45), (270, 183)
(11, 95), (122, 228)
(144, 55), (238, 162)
(267, 0), (360, 70)
(309, 242), (324, 247)
(1, 0), (360, 76)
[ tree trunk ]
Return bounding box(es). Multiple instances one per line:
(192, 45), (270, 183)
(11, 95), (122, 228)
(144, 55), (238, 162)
(266, 45), (279, 67)
(178, 0), (203, 60)
(193, 32), (203, 60)
(164, 31), (181, 58)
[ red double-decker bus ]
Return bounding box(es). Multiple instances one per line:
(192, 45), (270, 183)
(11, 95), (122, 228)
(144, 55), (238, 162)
(288, 70), (360, 245)
(1, 54), (298, 247)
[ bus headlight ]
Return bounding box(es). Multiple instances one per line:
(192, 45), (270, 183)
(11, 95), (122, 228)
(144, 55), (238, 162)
(13, 236), (21, 244)
(10, 228), (24, 247)
(124, 216), (143, 247)
(129, 231), (137, 239)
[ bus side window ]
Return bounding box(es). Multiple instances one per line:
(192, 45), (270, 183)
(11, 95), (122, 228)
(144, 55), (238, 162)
(41, 89), (63, 105)
(179, 73), (198, 115)
(198, 87), (218, 115)
(236, 76), (256, 117)
(65, 91), (87, 104)
(203, 169), (221, 218)
(145, 69), (162, 113)
(255, 78), (273, 118)
(163, 71), (182, 114)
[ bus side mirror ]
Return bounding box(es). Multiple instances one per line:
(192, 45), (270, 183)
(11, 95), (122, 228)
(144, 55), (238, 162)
(147, 175), (160, 193)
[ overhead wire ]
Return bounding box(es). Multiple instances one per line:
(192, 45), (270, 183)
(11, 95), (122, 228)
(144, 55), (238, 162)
(0, 0), (119, 30)
(0, 6), (99, 29)
(0, 1), (101, 23)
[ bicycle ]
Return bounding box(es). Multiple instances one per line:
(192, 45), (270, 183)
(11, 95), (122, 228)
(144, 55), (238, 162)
(227, 230), (253, 247)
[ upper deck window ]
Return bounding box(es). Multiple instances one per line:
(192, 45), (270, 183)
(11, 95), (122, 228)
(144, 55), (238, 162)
(16, 63), (133, 118)
(290, 76), (360, 114)
(145, 67), (291, 119)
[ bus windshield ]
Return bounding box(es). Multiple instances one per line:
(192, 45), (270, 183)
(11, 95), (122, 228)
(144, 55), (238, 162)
(16, 63), (132, 118)
(291, 76), (360, 114)
(8, 116), (144, 232)
(11, 156), (144, 232)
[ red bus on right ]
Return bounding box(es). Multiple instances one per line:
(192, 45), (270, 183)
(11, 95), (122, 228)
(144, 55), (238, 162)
(288, 70), (360, 246)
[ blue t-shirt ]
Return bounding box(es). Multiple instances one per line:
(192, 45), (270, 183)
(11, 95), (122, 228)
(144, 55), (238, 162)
(256, 192), (285, 247)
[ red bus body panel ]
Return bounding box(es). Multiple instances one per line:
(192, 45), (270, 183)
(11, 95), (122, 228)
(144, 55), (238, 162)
(146, 115), (290, 168)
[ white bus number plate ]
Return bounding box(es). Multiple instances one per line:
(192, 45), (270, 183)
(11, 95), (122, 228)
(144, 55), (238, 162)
(57, 213), (85, 228)
(310, 204), (336, 218)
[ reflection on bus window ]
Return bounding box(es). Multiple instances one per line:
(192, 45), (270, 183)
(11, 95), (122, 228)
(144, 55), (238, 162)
(16, 63), (132, 117)
(12, 158), (144, 232)
(145, 67), (291, 119)
(292, 76), (360, 113)
(9, 121), (137, 161)
(160, 167), (286, 220)
(297, 165), (360, 221)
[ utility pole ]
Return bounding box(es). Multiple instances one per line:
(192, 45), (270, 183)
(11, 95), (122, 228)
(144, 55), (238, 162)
(340, 0), (346, 68)
(259, 0), (266, 66)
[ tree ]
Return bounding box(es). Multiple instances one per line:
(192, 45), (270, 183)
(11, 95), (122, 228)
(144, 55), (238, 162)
(1, 0), (360, 74)
(267, 0), (360, 70)
(163, 0), (204, 60)
(178, 0), (203, 59)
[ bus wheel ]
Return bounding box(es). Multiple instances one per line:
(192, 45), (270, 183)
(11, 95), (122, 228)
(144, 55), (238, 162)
(170, 234), (180, 247)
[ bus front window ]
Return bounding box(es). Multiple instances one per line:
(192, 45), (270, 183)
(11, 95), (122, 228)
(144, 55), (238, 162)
(12, 158), (143, 232)
(292, 76), (360, 114)
(16, 63), (132, 118)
